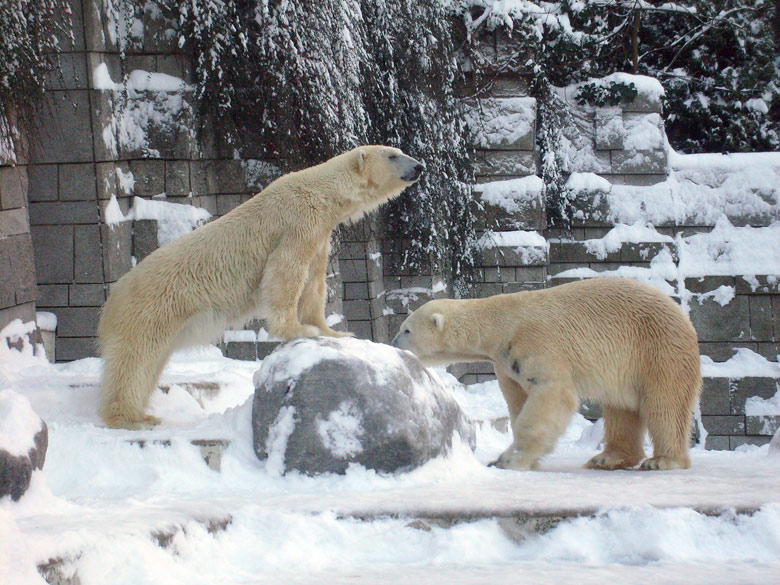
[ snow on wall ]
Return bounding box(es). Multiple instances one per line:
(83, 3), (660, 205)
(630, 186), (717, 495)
(475, 175), (544, 213)
(466, 97), (536, 149)
(105, 195), (211, 246)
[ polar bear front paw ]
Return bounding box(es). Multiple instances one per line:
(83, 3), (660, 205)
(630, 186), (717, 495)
(272, 324), (321, 340)
(489, 447), (540, 471)
(639, 456), (688, 471)
(585, 450), (643, 470)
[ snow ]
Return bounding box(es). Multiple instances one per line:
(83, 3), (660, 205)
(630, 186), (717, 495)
(222, 330), (257, 343)
(479, 229), (547, 249)
(316, 401), (365, 457)
(0, 391), (42, 457)
(466, 97), (536, 148)
(745, 389), (780, 416)
(1, 341), (779, 585)
(105, 196), (211, 244)
(92, 63), (190, 92)
(475, 175), (544, 213)
(701, 349), (780, 379)
(35, 312), (57, 332)
(565, 171), (611, 193)
(579, 221), (672, 261)
(623, 112), (664, 150)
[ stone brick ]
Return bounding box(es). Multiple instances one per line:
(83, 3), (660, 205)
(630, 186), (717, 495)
(698, 342), (756, 362)
(774, 297), (780, 340)
(215, 160), (246, 193)
(216, 194), (242, 216)
(607, 174), (668, 187)
(757, 343), (780, 361)
(31, 225), (73, 283)
(55, 336), (97, 362)
(474, 150), (536, 177)
(74, 225), (103, 283)
(701, 415), (745, 435)
(736, 275), (780, 295)
(749, 295), (773, 341)
(700, 377), (730, 415)
(344, 282), (369, 301)
(132, 219), (159, 262)
(89, 90), (117, 162)
(32, 90), (94, 164)
(101, 222), (133, 282)
(0, 208), (29, 238)
(58, 163), (97, 201)
(69, 284), (105, 307)
(37, 285), (68, 307)
(515, 266), (547, 283)
(611, 150), (667, 175)
(129, 160), (165, 196)
(472, 282), (503, 297)
(622, 92), (663, 114)
(45, 52), (89, 91)
(0, 240), (15, 307)
(729, 436), (770, 450)
(165, 160), (191, 196)
(342, 300), (371, 321)
(704, 435), (729, 450)
(7, 234), (37, 305)
(729, 378), (780, 415)
(256, 342), (281, 360)
(339, 243), (367, 260)
(503, 281), (546, 293)
(688, 295), (750, 342)
(225, 342), (257, 361)
(0, 166), (27, 209)
(348, 320), (373, 340)
(594, 107), (624, 150)
(0, 302), (36, 331)
(620, 242), (676, 263)
(685, 276), (736, 294)
(746, 415), (780, 436)
(26, 165), (58, 202)
(470, 97), (535, 150)
(29, 201), (97, 225)
(339, 259), (368, 283)
(54, 307), (100, 338)
(371, 314), (389, 344)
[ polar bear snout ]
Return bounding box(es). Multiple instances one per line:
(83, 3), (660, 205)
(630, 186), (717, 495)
(401, 162), (425, 183)
(393, 153), (424, 183)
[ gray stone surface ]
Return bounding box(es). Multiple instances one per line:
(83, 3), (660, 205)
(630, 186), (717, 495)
(701, 415), (745, 435)
(32, 90), (94, 164)
(0, 208), (30, 238)
(729, 378), (780, 415)
(0, 166), (27, 209)
(55, 336), (97, 361)
(0, 409), (47, 502)
(59, 163), (97, 201)
(37, 285), (69, 307)
(26, 165), (58, 202)
(102, 222), (133, 282)
(688, 295), (750, 342)
(55, 307), (101, 337)
(31, 225), (74, 283)
(700, 377), (729, 415)
(133, 219), (160, 262)
(129, 160), (165, 196)
(252, 337), (474, 475)
(75, 225), (103, 283)
(474, 150), (536, 177)
(69, 284), (105, 307)
(29, 201), (97, 225)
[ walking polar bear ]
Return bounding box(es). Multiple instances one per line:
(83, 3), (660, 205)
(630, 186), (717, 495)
(99, 146), (424, 430)
(392, 278), (701, 471)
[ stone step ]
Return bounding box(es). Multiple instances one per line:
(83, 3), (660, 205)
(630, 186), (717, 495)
(37, 514), (234, 585)
(221, 340), (280, 361)
(548, 238), (677, 265)
(126, 437), (230, 472)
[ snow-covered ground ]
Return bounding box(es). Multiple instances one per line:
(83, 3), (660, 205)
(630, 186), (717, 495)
(2, 336), (779, 585)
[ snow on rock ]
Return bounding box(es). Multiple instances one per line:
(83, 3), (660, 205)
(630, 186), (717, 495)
(581, 221), (673, 261)
(623, 112), (664, 150)
(746, 388), (780, 416)
(0, 390), (48, 501)
(474, 175), (544, 213)
(565, 171), (612, 193)
(35, 312), (57, 332)
(701, 348), (780, 379)
(677, 217), (780, 279)
(466, 97), (536, 148)
(105, 195), (211, 244)
(608, 151), (780, 226)
(252, 337), (474, 475)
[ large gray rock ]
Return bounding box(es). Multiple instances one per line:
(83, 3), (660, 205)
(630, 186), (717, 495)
(252, 337), (474, 475)
(0, 391), (48, 501)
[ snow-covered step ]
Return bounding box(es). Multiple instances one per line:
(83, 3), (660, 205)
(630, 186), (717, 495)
(127, 437), (230, 471)
(37, 514), (233, 585)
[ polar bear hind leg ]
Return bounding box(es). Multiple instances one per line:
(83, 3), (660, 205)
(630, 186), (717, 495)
(585, 406), (646, 470)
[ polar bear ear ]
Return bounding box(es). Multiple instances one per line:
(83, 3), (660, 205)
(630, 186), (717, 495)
(355, 148), (366, 173)
(431, 313), (445, 331)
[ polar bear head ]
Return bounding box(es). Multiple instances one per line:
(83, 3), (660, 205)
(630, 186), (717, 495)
(391, 299), (482, 366)
(344, 145), (424, 223)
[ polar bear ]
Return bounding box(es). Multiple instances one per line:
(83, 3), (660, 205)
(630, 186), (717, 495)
(99, 145), (423, 429)
(392, 278), (701, 471)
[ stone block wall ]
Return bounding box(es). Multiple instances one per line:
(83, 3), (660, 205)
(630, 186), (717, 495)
(0, 125), (39, 338)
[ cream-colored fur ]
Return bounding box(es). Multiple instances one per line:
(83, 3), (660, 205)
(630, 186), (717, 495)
(393, 278), (701, 471)
(99, 145), (423, 429)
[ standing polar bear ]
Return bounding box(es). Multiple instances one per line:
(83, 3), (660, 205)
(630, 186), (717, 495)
(99, 145), (424, 429)
(392, 278), (701, 471)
